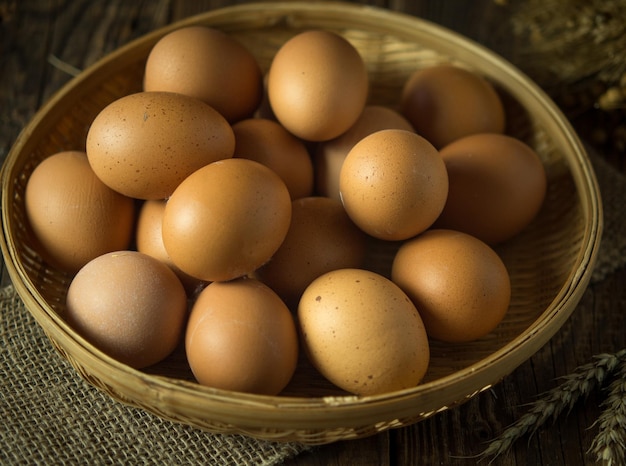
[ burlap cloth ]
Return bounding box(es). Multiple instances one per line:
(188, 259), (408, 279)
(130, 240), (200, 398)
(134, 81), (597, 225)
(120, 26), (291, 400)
(1, 146), (624, 465)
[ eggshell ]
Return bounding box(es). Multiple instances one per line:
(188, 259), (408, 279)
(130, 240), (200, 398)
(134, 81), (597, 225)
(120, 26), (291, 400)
(267, 30), (368, 141)
(24, 150), (135, 273)
(314, 105), (414, 201)
(135, 199), (206, 295)
(400, 65), (505, 149)
(232, 118), (314, 200)
(162, 158), (292, 282)
(185, 278), (299, 395)
(254, 196), (368, 309)
(298, 268), (430, 396)
(144, 26), (263, 123)
(434, 133), (547, 244)
(339, 129), (448, 241)
(391, 229), (511, 343)
(86, 91), (235, 200)
(65, 251), (188, 369)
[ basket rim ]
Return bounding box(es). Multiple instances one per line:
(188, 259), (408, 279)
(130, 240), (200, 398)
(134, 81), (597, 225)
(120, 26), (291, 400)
(0, 0), (604, 434)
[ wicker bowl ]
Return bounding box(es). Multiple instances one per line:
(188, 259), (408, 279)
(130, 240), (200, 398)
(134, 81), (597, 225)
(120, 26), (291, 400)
(0, 2), (602, 445)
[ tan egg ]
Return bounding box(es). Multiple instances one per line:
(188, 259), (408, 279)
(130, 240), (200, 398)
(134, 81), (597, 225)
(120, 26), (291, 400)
(232, 118), (314, 200)
(298, 268), (430, 396)
(400, 65), (505, 149)
(86, 91), (235, 200)
(65, 251), (188, 369)
(24, 150), (135, 273)
(162, 158), (292, 282)
(391, 229), (511, 343)
(315, 105), (414, 201)
(185, 278), (299, 395)
(135, 200), (206, 295)
(267, 30), (368, 141)
(254, 196), (368, 309)
(144, 26), (263, 123)
(434, 133), (547, 244)
(339, 129), (448, 241)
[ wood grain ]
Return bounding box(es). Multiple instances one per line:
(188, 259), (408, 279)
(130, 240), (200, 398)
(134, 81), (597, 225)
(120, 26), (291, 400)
(1, 1), (624, 464)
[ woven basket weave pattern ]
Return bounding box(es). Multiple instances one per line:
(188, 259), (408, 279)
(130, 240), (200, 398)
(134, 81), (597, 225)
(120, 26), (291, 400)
(0, 3), (601, 445)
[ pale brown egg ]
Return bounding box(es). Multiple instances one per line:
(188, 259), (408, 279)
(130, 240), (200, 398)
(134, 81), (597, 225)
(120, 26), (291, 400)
(391, 229), (511, 343)
(314, 105), (414, 201)
(24, 150), (135, 273)
(298, 268), (430, 396)
(400, 65), (505, 149)
(65, 251), (188, 369)
(232, 118), (314, 200)
(144, 26), (263, 123)
(339, 129), (448, 241)
(185, 278), (299, 395)
(254, 196), (368, 309)
(86, 91), (235, 200)
(267, 30), (368, 141)
(135, 199), (206, 295)
(162, 158), (292, 282)
(434, 133), (547, 244)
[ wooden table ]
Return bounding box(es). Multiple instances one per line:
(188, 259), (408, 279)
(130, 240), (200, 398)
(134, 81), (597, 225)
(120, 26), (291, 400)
(2, 1), (624, 464)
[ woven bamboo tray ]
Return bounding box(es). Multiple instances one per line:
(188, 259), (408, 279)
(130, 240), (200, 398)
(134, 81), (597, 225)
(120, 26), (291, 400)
(0, 2), (602, 445)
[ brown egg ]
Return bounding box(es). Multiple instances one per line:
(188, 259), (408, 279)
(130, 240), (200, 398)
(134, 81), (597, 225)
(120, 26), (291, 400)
(144, 26), (263, 123)
(162, 158), (292, 282)
(315, 105), (414, 201)
(434, 133), (547, 244)
(185, 278), (299, 395)
(135, 200), (206, 295)
(400, 65), (505, 149)
(25, 150), (135, 273)
(86, 91), (235, 200)
(267, 30), (368, 141)
(232, 118), (314, 200)
(339, 129), (448, 241)
(66, 251), (188, 369)
(298, 268), (430, 396)
(254, 196), (368, 309)
(391, 229), (511, 343)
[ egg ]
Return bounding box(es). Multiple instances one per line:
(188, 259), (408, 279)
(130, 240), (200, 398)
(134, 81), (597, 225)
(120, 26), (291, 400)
(185, 278), (299, 395)
(24, 150), (135, 273)
(400, 64), (505, 149)
(391, 229), (511, 343)
(434, 133), (547, 244)
(314, 105), (415, 201)
(254, 196), (368, 309)
(267, 30), (368, 141)
(135, 199), (206, 295)
(65, 251), (188, 369)
(339, 129), (448, 241)
(162, 158), (292, 282)
(232, 118), (314, 200)
(144, 26), (263, 123)
(86, 91), (235, 200)
(298, 268), (430, 396)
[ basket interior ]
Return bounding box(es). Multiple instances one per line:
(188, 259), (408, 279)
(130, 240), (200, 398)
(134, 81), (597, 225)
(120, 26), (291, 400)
(3, 11), (589, 400)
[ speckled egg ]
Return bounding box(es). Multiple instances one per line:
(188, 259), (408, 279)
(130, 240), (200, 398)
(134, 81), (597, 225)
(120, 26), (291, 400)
(339, 129), (448, 241)
(315, 105), (414, 201)
(86, 91), (235, 200)
(298, 268), (430, 396)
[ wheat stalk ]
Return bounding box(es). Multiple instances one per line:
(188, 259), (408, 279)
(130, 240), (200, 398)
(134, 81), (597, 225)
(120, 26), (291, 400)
(480, 349), (626, 463)
(588, 357), (626, 465)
